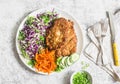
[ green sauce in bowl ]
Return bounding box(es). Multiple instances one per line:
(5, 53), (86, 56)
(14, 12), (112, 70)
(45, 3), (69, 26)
(71, 71), (92, 84)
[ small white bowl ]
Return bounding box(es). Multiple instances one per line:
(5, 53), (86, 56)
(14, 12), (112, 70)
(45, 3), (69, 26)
(70, 70), (92, 84)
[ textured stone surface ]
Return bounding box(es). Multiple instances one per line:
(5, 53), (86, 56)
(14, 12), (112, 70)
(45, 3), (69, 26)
(0, 0), (120, 84)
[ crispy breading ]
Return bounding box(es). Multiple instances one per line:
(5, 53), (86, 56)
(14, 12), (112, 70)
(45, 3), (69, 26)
(46, 18), (77, 57)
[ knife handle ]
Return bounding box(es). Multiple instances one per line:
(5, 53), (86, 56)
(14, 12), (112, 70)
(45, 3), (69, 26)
(112, 43), (120, 66)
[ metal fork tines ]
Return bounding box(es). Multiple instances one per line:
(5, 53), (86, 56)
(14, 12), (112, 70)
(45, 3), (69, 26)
(101, 19), (108, 39)
(100, 19), (108, 65)
(93, 23), (103, 65)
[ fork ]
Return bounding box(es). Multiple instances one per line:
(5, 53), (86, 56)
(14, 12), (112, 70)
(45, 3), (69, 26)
(101, 19), (108, 41)
(100, 19), (108, 65)
(93, 23), (103, 65)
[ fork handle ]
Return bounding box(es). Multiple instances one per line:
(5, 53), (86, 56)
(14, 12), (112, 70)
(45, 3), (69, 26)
(100, 42), (108, 65)
(96, 39), (103, 65)
(96, 50), (102, 65)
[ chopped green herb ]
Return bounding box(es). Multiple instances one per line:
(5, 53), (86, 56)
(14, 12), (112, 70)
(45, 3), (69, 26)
(25, 16), (35, 26)
(86, 64), (90, 67)
(39, 36), (45, 41)
(21, 48), (29, 59)
(35, 29), (40, 33)
(27, 60), (36, 67)
(81, 61), (90, 70)
(36, 40), (40, 45)
(73, 72), (91, 84)
(41, 15), (50, 24)
(18, 31), (25, 40)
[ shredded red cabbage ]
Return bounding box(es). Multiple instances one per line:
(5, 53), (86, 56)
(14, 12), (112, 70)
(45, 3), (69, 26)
(18, 11), (58, 59)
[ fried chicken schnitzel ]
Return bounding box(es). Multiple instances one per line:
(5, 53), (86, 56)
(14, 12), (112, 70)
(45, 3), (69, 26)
(46, 18), (77, 57)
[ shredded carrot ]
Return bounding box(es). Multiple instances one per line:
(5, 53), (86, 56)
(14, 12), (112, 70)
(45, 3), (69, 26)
(34, 48), (56, 73)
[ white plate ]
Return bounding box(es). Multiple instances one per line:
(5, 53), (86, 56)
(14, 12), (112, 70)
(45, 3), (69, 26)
(16, 7), (83, 75)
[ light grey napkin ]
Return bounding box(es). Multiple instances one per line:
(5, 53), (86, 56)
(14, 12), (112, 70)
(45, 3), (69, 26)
(84, 11), (120, 81)
(84, 19), (109, 65)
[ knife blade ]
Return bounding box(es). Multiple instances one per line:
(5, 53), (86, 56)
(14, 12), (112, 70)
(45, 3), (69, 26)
(107, 11), (120, 66)
(107, 12), (115, 42)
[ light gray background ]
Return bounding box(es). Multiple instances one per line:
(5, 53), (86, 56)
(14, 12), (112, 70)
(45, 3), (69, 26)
(0, 0), (120, 84)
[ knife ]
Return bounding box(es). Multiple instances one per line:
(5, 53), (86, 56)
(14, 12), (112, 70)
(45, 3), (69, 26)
(107, 11), (120, 66)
